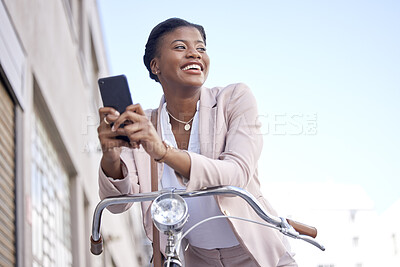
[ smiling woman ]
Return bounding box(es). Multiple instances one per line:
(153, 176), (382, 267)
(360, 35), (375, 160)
(97, 18), (296, 267)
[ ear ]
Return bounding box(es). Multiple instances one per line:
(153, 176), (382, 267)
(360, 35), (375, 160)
(150, 58), (160, 75)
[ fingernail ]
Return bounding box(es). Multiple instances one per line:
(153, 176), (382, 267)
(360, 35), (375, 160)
(114, 111), (120, 116)
(111, 125), (116, 132)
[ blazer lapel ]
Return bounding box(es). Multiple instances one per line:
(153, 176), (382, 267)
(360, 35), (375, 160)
(199, 87), (217, 159)
(155, 97), (165, 184)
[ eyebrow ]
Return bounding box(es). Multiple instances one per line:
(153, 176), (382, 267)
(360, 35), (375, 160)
(171, 39), (205, 45)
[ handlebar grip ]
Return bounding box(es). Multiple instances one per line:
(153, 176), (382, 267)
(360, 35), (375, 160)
(90, 236), (103, 255)
(286, 219), (317, 238)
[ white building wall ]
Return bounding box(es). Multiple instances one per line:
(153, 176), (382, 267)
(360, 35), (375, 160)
(0, 0), (148, 266)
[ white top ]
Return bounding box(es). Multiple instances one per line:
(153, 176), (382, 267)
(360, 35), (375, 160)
(160, 101), (239, 249)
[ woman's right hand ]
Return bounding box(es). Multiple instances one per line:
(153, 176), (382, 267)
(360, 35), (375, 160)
(97, 107), (127, 178)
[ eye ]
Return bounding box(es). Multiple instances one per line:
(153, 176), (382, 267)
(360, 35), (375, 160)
(197, 47), (207, 52)
(174, 45), (186, 50)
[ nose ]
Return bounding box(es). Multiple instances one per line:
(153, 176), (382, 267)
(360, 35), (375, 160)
(186, 47), (201, 59)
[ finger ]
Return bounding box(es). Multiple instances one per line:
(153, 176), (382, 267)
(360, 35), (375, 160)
(116, 121), (155, 144)
(104, 113), (120, 125)
(123, 129), (154, 144)
(100, 130), (130, 142)
(98, 116), (116, 131)
(112, 110), (143, 131)
(99, 108), (120, 128)
(126, 103), (145, 116)
(98, 127), (126, 143)
(99, 107), (120, 120)
(129, 141), (141, 149)
(116, 121), (143, 135)
(103, 116), (111, 126)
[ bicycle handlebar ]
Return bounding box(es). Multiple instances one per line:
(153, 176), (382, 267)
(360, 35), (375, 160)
(90, 185), (325, 254)
(286, 218), (317, 238)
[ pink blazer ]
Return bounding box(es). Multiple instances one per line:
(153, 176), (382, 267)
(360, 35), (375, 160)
(99, 83), (292, 266)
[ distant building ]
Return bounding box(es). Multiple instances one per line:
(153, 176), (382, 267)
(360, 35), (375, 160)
(263, 182), (398, 267)
(0, 0), (148, 266)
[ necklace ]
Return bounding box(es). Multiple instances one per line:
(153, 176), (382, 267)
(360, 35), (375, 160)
(167, 109), (196, 131)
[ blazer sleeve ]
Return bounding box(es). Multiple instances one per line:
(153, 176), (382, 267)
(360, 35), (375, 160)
(185, 83), (263, 191)
(98, 147), (139, 213)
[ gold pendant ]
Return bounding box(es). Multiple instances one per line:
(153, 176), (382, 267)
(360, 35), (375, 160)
(184, 124), (191, 131)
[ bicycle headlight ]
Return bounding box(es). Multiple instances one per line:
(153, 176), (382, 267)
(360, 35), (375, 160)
(151, 193), (188, 234)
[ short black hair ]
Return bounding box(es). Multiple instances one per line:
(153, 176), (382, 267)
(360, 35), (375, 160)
(143, 18), (206, 82)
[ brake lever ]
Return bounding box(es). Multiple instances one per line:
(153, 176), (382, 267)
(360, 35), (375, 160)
(279, 217), (325, 251)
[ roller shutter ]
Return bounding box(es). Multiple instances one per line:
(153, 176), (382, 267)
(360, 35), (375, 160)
(0, 80), (16, 266)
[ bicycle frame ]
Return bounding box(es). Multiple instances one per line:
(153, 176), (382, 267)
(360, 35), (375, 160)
(90, 186), (325, 266)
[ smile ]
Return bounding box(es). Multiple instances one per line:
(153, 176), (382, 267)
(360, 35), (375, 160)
(181, 64), (203, 71)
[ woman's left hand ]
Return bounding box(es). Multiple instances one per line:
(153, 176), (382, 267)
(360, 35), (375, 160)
(111, 104), (166, 160)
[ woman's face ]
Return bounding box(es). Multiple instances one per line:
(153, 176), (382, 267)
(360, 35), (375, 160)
(151, 27), (210, 90)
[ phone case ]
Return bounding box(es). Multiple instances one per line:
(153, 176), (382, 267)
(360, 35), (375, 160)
(98, 75), (133, 114)
(98, 75), (133, 142)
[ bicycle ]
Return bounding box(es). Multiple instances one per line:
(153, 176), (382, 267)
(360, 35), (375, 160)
(90, 185), (325, 266)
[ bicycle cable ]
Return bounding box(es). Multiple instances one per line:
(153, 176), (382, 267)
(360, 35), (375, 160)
(174, 215), (281, 254)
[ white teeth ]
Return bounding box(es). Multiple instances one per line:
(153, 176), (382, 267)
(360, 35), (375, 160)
(182, 64), (201, 71)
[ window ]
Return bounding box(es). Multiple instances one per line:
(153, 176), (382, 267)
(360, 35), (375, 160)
(62, 0), (85, 53)
(31, 109), (72, 267)
(392, 233), (398, 255)
(349, 209), (356, 222)
(352, 236), (359, 247)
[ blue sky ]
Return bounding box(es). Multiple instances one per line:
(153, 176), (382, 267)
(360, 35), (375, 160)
(97, 0), (400, 212)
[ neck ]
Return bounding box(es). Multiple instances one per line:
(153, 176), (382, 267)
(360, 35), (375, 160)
(163, 85), (200, 120)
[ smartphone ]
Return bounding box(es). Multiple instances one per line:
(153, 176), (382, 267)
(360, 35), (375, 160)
(98, 74), (133, 142)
